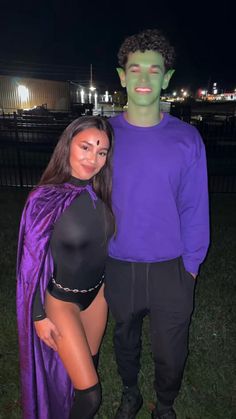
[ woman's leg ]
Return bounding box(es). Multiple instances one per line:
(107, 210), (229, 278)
(80, 284), (108, 356)
(44, 286), (108, 418)
(45, 291), (97, 389)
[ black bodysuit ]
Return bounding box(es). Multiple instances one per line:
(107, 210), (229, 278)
(32, 178), (114, 321)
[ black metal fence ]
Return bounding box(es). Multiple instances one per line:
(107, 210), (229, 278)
(1, 111), (236, 192)
(192, 115), (236, 192)
(0, 112), (74, 187)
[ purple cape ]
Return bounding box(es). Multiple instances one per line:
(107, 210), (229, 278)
(16, 183), (97, 419)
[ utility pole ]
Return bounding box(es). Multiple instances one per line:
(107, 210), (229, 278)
(90, 64), (95, 91)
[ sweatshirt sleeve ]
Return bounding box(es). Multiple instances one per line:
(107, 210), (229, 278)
(32, 284), (46, 321)
(178, 135), (210, 274)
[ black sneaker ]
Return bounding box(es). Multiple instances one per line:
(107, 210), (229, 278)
(151, 407), (176, 419)
(114, 387), (143, 419)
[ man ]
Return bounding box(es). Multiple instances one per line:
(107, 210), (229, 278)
(105, 29), (209, 419)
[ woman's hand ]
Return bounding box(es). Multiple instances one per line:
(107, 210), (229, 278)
(34, 318), (61, 351)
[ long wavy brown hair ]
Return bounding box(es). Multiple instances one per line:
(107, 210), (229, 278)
(39, 116), (114, 214)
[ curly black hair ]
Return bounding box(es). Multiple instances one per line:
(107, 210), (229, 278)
(118, 29), (176, 71)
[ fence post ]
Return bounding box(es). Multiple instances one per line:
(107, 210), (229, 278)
(14, 112), (23, 187)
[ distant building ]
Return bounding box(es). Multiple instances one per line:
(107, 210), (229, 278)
(200, 91), (236, 102)
(0, 75), (71, 113)
(0, 75), (119, 115)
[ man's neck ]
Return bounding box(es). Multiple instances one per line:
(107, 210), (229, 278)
(125, 102), (162, 127)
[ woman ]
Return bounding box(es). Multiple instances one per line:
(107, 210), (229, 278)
(16, 116), (114, 419)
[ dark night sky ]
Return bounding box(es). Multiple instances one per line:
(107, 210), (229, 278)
(0, 0), (235, 93)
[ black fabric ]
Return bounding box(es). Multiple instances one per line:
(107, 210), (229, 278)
(32, 177), (113, 321)
(69, 382), (101, 419)
(32, 289), (47, 321)
(152, 406), (176, 419)
(155, 399), (173, 413)
(104, 256), (195, 406)
(46, 277), (103, 310)
(115, 385), (143, 418)
(50, 191), (112, 291)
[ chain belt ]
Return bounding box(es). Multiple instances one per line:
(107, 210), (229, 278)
(51, 274), (104, 294)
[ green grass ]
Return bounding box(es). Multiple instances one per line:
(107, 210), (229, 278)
(0, 190), (236, 418)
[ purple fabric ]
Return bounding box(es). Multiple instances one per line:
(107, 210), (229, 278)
(108, 112), (209, 274)
(16, 182), (97, 419)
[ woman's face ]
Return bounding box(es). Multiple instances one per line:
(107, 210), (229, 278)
(69, 128), (110, 180)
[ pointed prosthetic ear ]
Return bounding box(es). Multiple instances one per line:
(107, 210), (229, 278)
(162, 69), (175, 90)
(116, 67), (126, 88)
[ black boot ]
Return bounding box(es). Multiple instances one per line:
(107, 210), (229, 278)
(151, 406), (176, 419)
(70, 383), (101, 419)
(114, 385), (143, 419)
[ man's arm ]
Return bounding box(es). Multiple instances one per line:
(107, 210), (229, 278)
(178, 137), (210, 275)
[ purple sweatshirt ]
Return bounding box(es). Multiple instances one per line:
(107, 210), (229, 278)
(109, 112), (209, 274)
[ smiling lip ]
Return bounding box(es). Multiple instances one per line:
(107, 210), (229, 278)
(82, 164), (96, 173)
(135, 87), (152, 93)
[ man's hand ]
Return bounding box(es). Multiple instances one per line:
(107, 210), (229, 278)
(34, 318), (61, 351)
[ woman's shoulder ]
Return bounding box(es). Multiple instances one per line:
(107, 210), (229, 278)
(27, 184), (57, 204)
(28, 183), (76, 200)
(25, 183), (85, 216)
(24, 184), (66, 215)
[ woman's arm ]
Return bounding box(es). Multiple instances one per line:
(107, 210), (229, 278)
(32, 285), (46, 321)
(32, 283), (61, 350)
(34, 317), (61, 351)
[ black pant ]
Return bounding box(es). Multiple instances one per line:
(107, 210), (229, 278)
(104, 256), (195, 406)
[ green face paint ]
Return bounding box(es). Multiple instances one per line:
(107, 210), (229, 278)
(118, 50), (174, 108)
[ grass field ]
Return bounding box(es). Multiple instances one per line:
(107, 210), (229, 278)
(0, 189), (236, 419)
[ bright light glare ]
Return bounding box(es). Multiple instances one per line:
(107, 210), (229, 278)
(105, 91), (109, 102)
(80, 89), (85, 103)
(18, 85), (29, 102)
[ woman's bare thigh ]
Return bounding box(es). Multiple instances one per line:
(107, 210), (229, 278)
(45, 291), (97, 389)
(80, 284), (108, 355)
